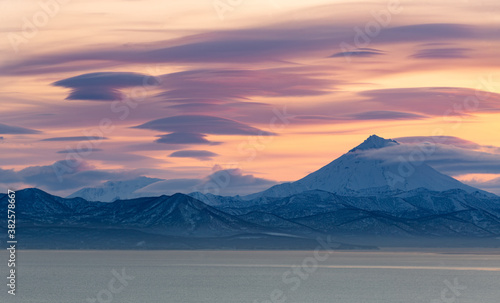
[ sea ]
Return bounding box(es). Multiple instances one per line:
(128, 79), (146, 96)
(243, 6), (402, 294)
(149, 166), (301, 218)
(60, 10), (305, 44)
(2, 249), (500, 302)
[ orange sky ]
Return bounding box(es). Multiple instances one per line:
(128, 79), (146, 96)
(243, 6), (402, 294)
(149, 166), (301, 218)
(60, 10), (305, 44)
(1, 0), (500, 195)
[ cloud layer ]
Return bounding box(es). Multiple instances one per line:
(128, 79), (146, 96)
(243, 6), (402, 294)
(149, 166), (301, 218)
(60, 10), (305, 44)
(0, 160), (142, 192)
(465, 177), (500, 195)
(53, 72), (159, 101)
(138, 167), (278, 196)
(0, 123), (41, 134)
(360, 136), (500, 176)
(169, 150), (219, 161)
(155, 132), (221, 145)
(1, 1), (500, 195)
(134, 115), (276, 136)
(5, 22), (500, 73)
(41, 136), (109, 142)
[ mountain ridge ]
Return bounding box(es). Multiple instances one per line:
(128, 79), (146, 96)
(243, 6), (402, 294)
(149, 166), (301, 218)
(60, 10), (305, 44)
(5, 135), (500, 249)
(3, 184), (500, 249)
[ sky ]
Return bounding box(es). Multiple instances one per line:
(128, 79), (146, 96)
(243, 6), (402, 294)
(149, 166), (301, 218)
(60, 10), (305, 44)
(1, 0), (500, 196)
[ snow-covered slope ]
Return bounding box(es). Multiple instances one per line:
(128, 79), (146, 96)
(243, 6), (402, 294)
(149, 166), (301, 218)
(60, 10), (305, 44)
(7, 188), (262, 237)
(7, 188), (500, 241)
(67, 177), (163, 202)
(248, 135), (482, 199)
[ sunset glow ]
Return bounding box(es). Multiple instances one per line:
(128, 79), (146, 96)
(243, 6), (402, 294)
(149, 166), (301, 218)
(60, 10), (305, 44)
(1, 0), (500, 195)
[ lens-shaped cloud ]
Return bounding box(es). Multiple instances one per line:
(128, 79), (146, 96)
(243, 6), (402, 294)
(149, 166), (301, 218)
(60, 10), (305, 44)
(134, 115), (276, 136)
(410, 47), (471, 59)
(0, 123), (41, 134)
(169, 150), (218, 161)
(41, 136), (109, 142)
(53, 72), (159, 101)
(155, 132), (221, 145)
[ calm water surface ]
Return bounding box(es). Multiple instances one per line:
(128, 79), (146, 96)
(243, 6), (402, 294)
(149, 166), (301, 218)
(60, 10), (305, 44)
(2, 249), (500, 302)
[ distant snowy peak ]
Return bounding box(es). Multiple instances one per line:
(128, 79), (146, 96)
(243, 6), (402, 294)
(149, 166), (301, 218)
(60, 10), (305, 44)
(66, 135), (488, 203)
(249, 135), (483, 199)
(67, 177), (163, 202)
(349, 134), (399, 152)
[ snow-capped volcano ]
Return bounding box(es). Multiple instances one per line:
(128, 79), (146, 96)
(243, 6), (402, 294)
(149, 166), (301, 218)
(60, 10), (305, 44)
(349, 134), (399, 152)
(248, 135), (481, 198)
(5, 134), (500, 249)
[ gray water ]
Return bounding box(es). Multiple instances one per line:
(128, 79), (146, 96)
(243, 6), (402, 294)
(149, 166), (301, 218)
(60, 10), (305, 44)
(2, 249), (500, 302)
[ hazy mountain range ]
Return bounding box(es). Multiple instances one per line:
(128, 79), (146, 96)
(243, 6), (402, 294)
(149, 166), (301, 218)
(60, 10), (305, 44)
(2, 135), (500, 249)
